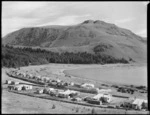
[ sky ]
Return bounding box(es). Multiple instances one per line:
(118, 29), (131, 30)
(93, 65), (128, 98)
(2, 1), (148, 37)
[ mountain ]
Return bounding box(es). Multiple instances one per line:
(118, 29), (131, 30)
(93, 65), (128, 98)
(2, 20), (147, 63)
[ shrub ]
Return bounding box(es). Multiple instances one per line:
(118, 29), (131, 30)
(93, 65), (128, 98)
(52, 104), (56, 109)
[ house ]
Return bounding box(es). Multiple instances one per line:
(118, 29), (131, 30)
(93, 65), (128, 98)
(96, 88), (112, 93)
(6, 80), (12, 84)
(70, 82), (74, 86)
(87, 98), (101, 105)
(93, 93), (112, 103)
(14, 81), (20, 85)
(37, 89), (44, 94)
(14, 85), (24, 91)
(58, 92), (69, 98)
(11, 81), (20, 85)
(56, 79), (61, 83)
(57, 89), (76, 98)
(22, 85), (32, 90)
(81, 83), (95, 88)
(132, 98), (148, 110)
(8, 85), (15, 90)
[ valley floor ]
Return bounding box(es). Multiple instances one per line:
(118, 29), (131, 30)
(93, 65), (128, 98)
(2, 63), (148, 114)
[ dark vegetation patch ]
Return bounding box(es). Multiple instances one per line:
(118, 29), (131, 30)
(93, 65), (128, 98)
(2, 45), (128, 68)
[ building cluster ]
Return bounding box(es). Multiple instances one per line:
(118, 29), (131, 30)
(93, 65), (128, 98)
(36, 87), (79, 99)
(6, 70), (148, 111)
(120, 98), (148, 110)
(6, 80), (32, 91)
(7, 70), (76, 88)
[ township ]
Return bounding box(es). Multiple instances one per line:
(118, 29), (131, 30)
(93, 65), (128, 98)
(4, 69), (148, 111)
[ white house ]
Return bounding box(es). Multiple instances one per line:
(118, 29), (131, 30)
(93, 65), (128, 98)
(56, 79), (61, 83)
(132, 98), (147, 110)
(14, 81), (20, 85)
(14, 85), (24, 91)
(93, 93), (112, 103)
(70, 82), (74, 86)
(81, 83), (95, 88)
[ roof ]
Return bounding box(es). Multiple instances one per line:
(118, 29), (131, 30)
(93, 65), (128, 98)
(81, 83), (94, 87)
(93, 93), (111, 99)
(97, 89), (112, 93)
(132, 98), (145, 106)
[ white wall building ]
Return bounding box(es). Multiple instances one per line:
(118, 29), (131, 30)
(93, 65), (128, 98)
(93, 93), (112, 103)
(81, 83), (95, 88)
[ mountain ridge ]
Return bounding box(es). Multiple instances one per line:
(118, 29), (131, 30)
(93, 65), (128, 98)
(2, 20), (147, 63)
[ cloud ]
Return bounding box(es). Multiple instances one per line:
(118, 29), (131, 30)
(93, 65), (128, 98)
(38, 14), (91, 26)
(2, 2), (147, 37)
(136, 29), (147, 37)
(115, 18), (135, 24)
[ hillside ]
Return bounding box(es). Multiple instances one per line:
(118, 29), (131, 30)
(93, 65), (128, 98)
(2, 20), (147, 63)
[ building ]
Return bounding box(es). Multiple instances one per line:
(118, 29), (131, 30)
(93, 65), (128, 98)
(8, 85), (15, 90)
(11, 81), (20, 85)
(6, 80), (12, 84)
(22, 85), (33, 90)
(14, 85), (24, 91)
(70, 82), (74, 86)
(96, 88), (112, 93)
(56, 79), (61, 83)
(37, 89), (44, 94)
(81, 83), (95, 88)
(93, 93), (112, 103)
(132, 98), (148, 110)
(57, 89), (77, 98)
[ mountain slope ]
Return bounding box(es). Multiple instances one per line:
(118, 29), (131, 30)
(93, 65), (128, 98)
(2, 20), (147, 63)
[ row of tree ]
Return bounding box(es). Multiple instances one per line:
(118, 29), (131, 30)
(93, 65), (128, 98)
(2, 45), (129, 68)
